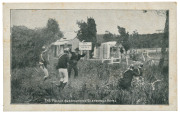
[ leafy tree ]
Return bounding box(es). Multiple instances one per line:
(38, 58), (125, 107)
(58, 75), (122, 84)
(77, 17), (97, 58)
(159, 10), (169, 68)
(76, 21), (88, 41)
(103, 31), (114, 42)
(44, 18), (63, 45)
(117, 26), (130, 53)
(46, 18), (60, 34)
(129, 30), (139, 48)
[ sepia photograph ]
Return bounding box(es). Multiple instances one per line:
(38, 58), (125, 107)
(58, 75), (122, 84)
(10, 9), (169, 104)
(3, 2), (177, 111)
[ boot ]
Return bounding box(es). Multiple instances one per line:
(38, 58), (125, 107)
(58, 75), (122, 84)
(57, 81), (63, 92)
(55, 81), (63, 88)
(61, 82), (67, 89)
(59, 81), (63, 88)
(43, 76), (49, 81)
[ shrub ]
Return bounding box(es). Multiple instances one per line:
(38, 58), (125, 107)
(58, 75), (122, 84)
(11, 19), (63, 69)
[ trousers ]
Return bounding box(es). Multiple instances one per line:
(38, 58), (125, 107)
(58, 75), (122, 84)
(58, 68), (68, 83)
(40, 66), (49, 78)
(68, 64), (78, 78)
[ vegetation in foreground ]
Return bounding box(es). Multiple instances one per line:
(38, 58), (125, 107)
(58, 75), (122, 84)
(11, 53), (168, 104)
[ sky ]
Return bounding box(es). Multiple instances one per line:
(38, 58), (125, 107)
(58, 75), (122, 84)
(11, 10), (166, 36)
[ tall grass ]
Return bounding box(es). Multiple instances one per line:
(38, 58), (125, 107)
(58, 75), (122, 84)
(11, 57), (168, 104)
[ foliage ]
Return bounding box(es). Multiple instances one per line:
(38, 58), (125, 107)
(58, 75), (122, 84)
(11, 18), (63, 69)
(103, 31), (114, 42)
(159, 10), (169, 68)
(117, 26), (130, 52)
(129, 32), (164, 49)
(129, 30), (139, 48)
(99, 32), (165, 49)
(11, 52), (168, 104)
(76, 17), (97, 58)
(46, 18), (60, 34)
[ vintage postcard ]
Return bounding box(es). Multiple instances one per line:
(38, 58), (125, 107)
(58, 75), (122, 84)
(3, 2), (177, 111)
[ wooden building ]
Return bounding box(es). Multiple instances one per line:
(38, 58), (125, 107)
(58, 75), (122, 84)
(93, 41), (123, 61)
(51, 32), (80, 57)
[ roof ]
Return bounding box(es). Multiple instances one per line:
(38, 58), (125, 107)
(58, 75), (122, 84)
(53, 38), (70, 45)
(52, 32), (77, 45)
(102, 41), (117, 45)
(52, 37), (80, 46)
(101, 41), (117, 47)
(63, 32), (77, 40)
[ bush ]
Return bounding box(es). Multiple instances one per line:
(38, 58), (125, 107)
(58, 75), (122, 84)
(11, 19), (63, 69)
(11, 57), (168, 104)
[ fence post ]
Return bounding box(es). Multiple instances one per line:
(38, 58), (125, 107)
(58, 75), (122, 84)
(126, 55), (129, 66)
(111, 57), (113, 64)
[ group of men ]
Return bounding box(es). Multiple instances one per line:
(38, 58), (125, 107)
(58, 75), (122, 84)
(39, 45), (143, 91)
(39, 46), (86, 90)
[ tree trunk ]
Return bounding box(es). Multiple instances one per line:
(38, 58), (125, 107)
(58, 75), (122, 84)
(159, 11), (169, 68)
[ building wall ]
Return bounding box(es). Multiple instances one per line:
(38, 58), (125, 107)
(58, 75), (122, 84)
(94, 42), (122, 59)
(51, 38), (80, 57)
(68, 38), (80, 52)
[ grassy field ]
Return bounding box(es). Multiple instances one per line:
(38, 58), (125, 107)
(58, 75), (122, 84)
(11, 52), (169, 104)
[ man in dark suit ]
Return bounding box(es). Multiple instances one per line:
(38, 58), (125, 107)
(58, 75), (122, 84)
(68, 48), (86, 78)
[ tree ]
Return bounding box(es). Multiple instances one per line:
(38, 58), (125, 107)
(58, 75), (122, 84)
(34, 18), (63, 60)
(142, 10), (168, 69)
(77, 17), (97, 58)
(129, 30), (139, 48)
(46, 18), (60, 34)
(159, 10), (169, 68)
(117, 26), (130, 53)
(44, 18), (63, 45)
(103, 31), (114, 42)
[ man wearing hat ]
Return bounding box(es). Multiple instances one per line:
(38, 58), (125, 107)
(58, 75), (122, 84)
(68, 48), (86, 78)
(56, 48), (70, 89)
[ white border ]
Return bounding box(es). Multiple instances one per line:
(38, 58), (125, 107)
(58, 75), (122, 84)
(0, 0), (179, 113)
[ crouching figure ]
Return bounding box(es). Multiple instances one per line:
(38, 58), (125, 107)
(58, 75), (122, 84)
(118, 64), (140, 90)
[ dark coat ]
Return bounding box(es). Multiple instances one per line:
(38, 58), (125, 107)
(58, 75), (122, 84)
(69, 52), (86, 65)
(119, 69), (139, 89)
(56, 54), (69, 69)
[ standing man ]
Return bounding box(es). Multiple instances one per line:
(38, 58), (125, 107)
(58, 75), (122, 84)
(39, 46), (50, 81)
(68, 48), (86, 78)
(56, 48), (70, 89)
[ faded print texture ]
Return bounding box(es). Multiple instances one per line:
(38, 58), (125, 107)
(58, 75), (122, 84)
(10, 9), (169, 104)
